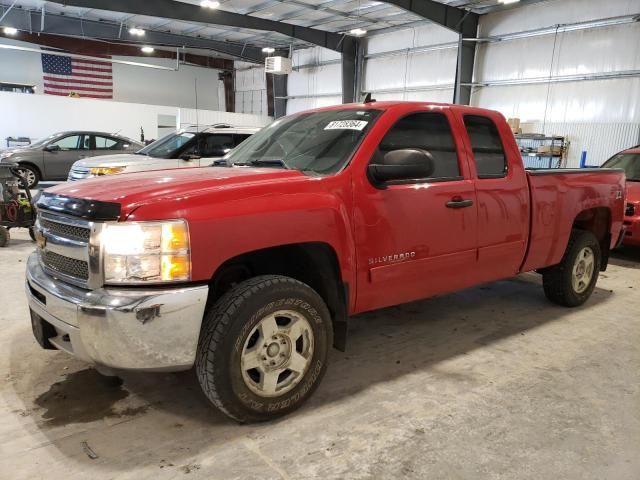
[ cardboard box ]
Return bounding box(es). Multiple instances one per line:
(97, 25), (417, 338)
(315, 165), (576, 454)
(537, 145), (562, 155)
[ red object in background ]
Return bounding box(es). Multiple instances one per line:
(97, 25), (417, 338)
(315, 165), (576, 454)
(45, 101), (626, 314)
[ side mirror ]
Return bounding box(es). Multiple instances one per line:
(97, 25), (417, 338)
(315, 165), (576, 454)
(44, 144), (61, 152)
(368, 149), (434, 184)
(180, 153), (201, 161)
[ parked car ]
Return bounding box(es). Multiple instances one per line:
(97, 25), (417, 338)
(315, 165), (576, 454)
(0, 131), (142, 188)
(601, 145), (640, 247)
(67, 125), (260, 181)
(26, 101), (625, 423)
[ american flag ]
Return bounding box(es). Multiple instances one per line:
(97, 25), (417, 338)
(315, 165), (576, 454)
(41, 53), (113, 99)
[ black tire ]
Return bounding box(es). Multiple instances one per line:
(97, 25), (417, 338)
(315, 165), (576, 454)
(196, 275), (332, 423)
(543, 229), (601, 307)
(28, 227), (36, 242)
(17, 164), (40, 188)
(0, 227), (8, 247)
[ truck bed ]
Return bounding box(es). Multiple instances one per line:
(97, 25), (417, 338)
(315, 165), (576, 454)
(522, 168), (625, 272)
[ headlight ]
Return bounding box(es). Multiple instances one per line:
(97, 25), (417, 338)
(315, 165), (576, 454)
(89, 166), (125, 176)
(102, 220), (190, 284)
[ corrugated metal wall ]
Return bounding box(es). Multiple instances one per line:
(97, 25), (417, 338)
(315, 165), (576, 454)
(261, 0), (640, 166)
(287, 47), (342, 114)
(235, 61), (268, 116)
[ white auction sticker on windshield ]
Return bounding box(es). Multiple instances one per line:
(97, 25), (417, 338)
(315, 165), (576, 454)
(324, 120), (368, 131)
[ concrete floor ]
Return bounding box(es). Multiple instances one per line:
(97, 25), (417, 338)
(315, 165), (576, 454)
(1, 227), (639, 480)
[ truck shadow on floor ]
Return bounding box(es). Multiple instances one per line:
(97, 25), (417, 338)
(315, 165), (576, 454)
(9, 273), (614, 469)
(609, 246), (640, 269)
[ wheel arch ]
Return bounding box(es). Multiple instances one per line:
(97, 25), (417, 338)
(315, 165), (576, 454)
(16, 161), (42, 182)
(206, 242), (350, 351)
(572, 207), (611, 270)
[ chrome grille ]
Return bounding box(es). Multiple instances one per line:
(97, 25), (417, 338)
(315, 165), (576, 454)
(37, 211), (96, 288)
(40, 218), (90, 241)
(42, 250), (89, 280)
(68, 166), (90, 181)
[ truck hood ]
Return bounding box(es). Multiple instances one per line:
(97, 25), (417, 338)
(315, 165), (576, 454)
(73, 153), (152, 167)
(48, 166), (307, 217)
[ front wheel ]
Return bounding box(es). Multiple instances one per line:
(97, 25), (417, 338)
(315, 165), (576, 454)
(196, 275), (333, 423)
(543, 229), (601, 307)
(16, 165), (40, 189)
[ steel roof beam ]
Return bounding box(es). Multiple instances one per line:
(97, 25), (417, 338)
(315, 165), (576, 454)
(379, 0), (478, 36)
(0, 6), (268, 62)
(47, 0), (348, 52)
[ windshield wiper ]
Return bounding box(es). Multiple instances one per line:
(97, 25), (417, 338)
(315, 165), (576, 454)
(234, 158), (290, 169)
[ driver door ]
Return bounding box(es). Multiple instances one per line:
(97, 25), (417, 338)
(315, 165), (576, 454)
(44, 134), (87, 180)
(353, 110), (479, 312)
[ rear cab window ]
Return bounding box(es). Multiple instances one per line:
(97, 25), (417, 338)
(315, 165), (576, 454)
(463, 115), (507, 179)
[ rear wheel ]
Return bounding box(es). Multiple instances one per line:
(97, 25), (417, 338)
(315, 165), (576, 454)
(543, 229), (601, 307)
(196, 275), (332, 423)
(16, 165), (39, 188)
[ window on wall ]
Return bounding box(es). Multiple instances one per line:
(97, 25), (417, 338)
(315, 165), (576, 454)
(378, 112), (461, 180)
(463, 115), (507, 178)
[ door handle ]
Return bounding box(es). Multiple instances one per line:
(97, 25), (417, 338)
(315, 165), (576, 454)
(446, 197), (474, 209)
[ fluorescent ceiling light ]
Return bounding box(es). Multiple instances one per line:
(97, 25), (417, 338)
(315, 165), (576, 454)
(129, 27), (145, 36)
(499, 0), (520, 4)
(349, 28), (367, 37)
(3, 27), (18, 35)
(262, 47), (275, 54)
(141, 46), (155, 53)
(200, 0), (220, 8)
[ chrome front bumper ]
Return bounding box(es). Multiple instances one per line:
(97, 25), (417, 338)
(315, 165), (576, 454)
(25, 252), (208, 371)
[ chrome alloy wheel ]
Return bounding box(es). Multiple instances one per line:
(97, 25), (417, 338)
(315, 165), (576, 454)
(17, 168), (36, 188)
(572, 246), (595, 294)
(240, 310), (314, 398)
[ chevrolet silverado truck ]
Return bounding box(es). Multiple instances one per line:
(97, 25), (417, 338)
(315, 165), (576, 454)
(26, 101), (625, 423)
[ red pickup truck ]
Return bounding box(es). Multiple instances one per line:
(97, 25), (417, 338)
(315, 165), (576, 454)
(26, 101), (625, 422)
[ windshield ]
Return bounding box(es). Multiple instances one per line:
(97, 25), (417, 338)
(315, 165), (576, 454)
(29, 133), (63, 148)
(603, 153), (640, 181)
(137, 131), (196, 158)
(226, 109), (381, 175)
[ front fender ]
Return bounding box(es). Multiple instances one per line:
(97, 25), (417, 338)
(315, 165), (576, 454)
(129, 184), (356, 305)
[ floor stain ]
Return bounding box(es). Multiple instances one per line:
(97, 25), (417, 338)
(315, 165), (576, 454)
(34, 369), (135, 426)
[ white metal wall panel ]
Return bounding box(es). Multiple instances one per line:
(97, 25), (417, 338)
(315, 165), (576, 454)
(287, 47), (343, 114)
(373, 89), (454, 103)
(286, 95), (343, 115)
(474, 23), (640, 83)
(471, 77), (640, 123)
(235, 62), (268, 116)
(292, 46), (341, 65)
(367, 24), (458, 55)
(288, 63), (342, 97)
(364, 48), (457, 94)
(480, 0), (640, 37)
(521, 122), (640, 167)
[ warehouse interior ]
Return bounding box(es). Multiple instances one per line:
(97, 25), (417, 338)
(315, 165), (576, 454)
(0, 0), (639, 479)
